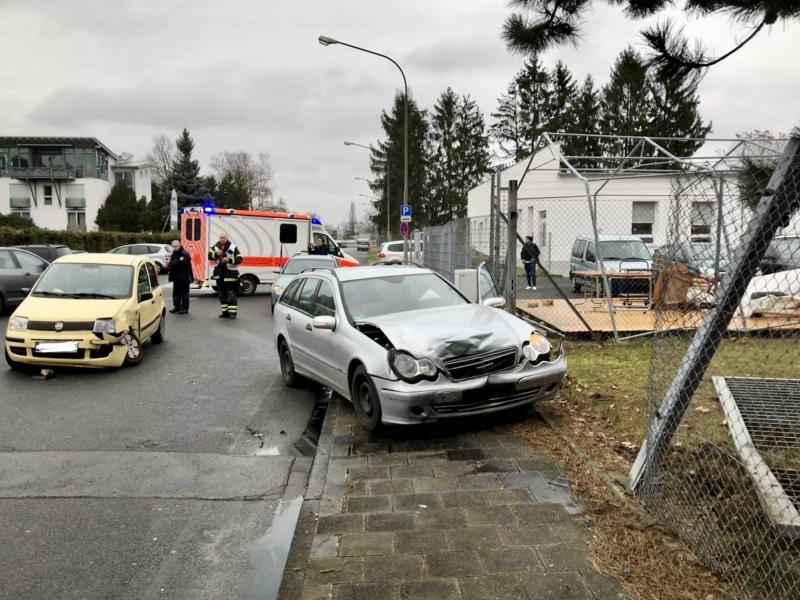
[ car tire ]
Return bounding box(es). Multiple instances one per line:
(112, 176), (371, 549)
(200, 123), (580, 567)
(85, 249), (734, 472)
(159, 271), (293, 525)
(154, 262), (164, 275)
(271, 302), (275, 314)
(151, 313), (166, 344)
(240, 275), (258, 296)
(5, 348), (35, 373)
(351, 365), (383, 433)
(570, 276), (581, 294)
(279, 341), (304, 388)
(120, 331), (144, 367)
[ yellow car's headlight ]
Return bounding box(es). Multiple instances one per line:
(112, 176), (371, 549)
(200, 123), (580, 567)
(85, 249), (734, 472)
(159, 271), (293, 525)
(93, 319), (116, 334)
(8, 316), (28, 332)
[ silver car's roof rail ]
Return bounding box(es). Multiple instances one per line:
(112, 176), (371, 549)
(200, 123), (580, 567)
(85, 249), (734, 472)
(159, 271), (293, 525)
(300, 267), (339, 278)
(376, 261), (424, 267)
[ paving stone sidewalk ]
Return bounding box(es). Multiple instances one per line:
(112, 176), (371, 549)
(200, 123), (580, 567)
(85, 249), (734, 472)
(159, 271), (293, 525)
(279, 398), (625, 600)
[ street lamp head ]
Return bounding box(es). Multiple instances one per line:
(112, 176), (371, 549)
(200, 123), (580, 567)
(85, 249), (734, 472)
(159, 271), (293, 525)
(318, 36), (339, 47)
(344, 141), (353, 146)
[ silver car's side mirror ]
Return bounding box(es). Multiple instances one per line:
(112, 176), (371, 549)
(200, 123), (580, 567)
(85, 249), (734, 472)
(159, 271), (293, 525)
(313, 316), (336, 330)
(483, 297), (506, 309)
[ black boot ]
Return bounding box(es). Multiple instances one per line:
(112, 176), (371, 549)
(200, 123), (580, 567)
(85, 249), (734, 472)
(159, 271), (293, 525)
(169, 307), (180, 314)
(219, 312), (229, 318)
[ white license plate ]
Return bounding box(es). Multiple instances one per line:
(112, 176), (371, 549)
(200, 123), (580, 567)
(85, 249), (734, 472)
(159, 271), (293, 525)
(35, 341), (79, 354)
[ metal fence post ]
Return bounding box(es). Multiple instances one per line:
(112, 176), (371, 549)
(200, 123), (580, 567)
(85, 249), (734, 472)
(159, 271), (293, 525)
(506, 180), (518, 315)
(629, 136), (800, 491)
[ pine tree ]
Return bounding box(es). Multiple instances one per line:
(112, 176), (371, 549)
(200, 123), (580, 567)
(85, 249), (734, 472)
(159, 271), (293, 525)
(369, 93), (431, 236)
(546, 61), (578, 134)
(647, 70), (711, 157)
(215, 171), (250, 210)
(599, 48), (653, 157)
(427, 89), (491, 225)
(564, 75), (603, 167)
(517, 57), (552, 155)
(490, 82), (525, 162)
(96, 184), (146, 232)
(171, 128), (207, 207)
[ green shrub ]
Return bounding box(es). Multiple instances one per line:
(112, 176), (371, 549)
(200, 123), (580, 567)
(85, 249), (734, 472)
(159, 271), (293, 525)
(0, 227), (179, 253)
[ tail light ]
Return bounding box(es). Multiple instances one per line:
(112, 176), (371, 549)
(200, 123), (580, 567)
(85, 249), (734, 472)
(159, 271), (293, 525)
(378, 253), (385, 258)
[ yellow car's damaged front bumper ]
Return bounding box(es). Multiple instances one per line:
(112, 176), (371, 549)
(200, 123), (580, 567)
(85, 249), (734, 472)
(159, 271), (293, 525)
(5, 329), (130, 368)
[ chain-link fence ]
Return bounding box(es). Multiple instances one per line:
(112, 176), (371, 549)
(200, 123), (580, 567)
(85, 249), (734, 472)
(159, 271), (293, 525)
(421, 217), (469, 282)
(629, 136), (800, 599)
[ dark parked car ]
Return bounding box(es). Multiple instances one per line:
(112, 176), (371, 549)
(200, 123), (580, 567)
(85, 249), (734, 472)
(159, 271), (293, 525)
(760, 236), (800, 275)
(0, 247), (49, 313)
(13, 244), (72, 263)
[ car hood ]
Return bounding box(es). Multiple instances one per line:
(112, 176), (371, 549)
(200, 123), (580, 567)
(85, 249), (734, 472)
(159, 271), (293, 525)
(274, 274), (297, 289)
(14, 296), (129, 321)
(602, 258), (652, 271)
(358, 304), (527, 359)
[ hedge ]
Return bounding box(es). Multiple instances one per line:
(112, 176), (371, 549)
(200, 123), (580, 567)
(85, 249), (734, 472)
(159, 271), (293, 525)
(0, 227), (179, 253)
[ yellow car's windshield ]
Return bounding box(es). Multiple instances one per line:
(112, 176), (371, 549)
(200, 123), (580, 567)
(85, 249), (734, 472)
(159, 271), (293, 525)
(34, 264), (134, 299)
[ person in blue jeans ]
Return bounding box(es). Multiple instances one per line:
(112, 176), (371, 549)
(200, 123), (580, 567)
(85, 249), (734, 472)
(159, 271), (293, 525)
(520, 236), (540, 290)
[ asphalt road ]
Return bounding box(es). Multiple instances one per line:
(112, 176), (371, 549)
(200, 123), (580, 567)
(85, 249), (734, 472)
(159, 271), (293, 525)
(0, 283), (318, 600)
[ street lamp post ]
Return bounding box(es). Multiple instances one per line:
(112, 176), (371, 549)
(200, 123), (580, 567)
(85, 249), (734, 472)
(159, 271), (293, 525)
(324, 36), (408, 260)
(347, 143), (391, 244)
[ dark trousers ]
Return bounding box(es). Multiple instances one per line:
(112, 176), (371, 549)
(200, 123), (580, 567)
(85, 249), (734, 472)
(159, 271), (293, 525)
(218, 279), (239, 315)
(173, 280), (190, 310)
(524, 262), (537, 287)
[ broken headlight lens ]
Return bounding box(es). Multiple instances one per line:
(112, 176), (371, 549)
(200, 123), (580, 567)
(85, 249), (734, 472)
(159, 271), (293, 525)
(390, 351), (438, 383)
(8, 316), (28, 332)
(93, 319), (116, 334)
(523, 333), (551, 362)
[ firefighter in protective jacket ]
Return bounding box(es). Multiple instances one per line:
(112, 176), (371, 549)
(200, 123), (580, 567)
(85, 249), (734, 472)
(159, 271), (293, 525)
(209, 232), (243, 319)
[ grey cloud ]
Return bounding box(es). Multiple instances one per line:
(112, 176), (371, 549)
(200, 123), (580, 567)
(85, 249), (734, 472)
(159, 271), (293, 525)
(405, 36), (516, 74)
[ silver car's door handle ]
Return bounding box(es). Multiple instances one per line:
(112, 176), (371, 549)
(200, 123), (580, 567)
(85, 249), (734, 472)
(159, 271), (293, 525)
(305, 323), (312, 331)
(285, 314), (291, 321)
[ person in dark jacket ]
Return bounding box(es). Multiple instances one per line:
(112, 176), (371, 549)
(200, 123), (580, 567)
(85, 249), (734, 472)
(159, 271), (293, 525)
(168, 240), (193, 314)
(521, 236), (541, 290)
(308, 238), (331, 255)
(208, 232), (243, 319)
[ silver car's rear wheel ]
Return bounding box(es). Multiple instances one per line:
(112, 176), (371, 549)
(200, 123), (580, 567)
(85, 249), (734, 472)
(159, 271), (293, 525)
(280, 342), (304, 388)
(351, 365), (383, 432)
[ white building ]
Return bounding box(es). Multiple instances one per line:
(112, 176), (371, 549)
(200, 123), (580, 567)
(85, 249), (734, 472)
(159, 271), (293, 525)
(468, 150), (738, 277)
(0, 137), (152, 231)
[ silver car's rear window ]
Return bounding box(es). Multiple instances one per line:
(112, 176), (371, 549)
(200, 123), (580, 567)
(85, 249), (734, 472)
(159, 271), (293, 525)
(344, 273), (467, 320)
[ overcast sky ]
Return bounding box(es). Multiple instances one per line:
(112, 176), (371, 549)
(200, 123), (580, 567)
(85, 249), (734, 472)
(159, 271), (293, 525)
(2, 0), (798, 226)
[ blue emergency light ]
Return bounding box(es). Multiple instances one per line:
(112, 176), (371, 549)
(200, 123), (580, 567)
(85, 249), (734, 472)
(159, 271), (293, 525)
(311, 217), (322, 225)
(203, 206), (215, 214)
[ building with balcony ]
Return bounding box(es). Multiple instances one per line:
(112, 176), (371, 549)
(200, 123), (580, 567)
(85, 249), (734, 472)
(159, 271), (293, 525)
(0, 137), (152, 231)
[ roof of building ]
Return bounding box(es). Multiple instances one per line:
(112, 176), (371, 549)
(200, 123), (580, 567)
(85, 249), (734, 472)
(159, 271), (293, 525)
(113, 152), (153, 169)
(0, 137), (118, 160)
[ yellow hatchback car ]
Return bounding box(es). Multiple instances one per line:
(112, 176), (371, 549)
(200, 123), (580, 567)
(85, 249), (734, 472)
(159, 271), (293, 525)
(5, 253), (166, 370)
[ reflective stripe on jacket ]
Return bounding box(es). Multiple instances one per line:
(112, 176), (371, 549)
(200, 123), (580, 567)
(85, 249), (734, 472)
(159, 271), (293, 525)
(208, 241), (244, 281)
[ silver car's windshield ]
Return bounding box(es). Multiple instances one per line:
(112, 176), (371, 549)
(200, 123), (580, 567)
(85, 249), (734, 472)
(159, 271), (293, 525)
(282, 258), (334, 275)
(33, 264), (134, 299)
(599, 241), (651, 261)
(344, 273), (468, 320)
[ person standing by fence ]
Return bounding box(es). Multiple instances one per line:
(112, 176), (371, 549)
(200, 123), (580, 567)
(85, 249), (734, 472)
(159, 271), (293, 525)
(521, 236), (540, 290)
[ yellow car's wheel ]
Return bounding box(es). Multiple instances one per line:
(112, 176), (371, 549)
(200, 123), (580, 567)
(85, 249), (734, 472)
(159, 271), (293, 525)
(121, 332), (144, 367)
(5, 348), (36, 373)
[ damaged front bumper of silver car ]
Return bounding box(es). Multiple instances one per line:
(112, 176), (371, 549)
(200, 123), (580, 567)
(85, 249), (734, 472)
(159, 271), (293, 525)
(375, 344), (567, 425)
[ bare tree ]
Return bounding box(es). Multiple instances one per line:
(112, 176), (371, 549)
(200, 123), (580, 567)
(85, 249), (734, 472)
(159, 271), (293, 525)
(348, 201), (357, 237)
(145, 134), (177, 184)
(209, 151), (276, 211)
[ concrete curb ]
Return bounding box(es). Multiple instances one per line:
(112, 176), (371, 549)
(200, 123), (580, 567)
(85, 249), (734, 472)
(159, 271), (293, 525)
(305, 396), (340, 501)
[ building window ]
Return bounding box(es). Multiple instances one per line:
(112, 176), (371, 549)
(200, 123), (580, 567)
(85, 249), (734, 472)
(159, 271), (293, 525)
(632, 201), (656, 243)
(691, 202), (714, 240)
(539, 211), (547, 247)
(115, 171), (134, 188)
(44, 185), (53, 206)
(12, 211), (32, 221)
(68, 211), (86, 231)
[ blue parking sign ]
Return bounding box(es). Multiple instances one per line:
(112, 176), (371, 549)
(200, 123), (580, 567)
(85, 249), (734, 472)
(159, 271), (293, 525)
(400, 205), (412, 222)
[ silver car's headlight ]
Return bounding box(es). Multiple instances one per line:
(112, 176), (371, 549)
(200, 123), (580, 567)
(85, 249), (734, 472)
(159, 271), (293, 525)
(273, 284), (283, 294)
(8, 316), (28, 332)
(93, 319), (116, 334)
(523, 333), (552, 363)
(389, 351), (438, 383)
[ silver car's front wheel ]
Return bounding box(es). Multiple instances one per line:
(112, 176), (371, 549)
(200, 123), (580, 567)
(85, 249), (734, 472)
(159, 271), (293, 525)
(351, 365), (383, 432)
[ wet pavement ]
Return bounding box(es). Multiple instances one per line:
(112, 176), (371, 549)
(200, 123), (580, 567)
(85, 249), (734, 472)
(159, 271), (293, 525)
(278, 398), (626, 600)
